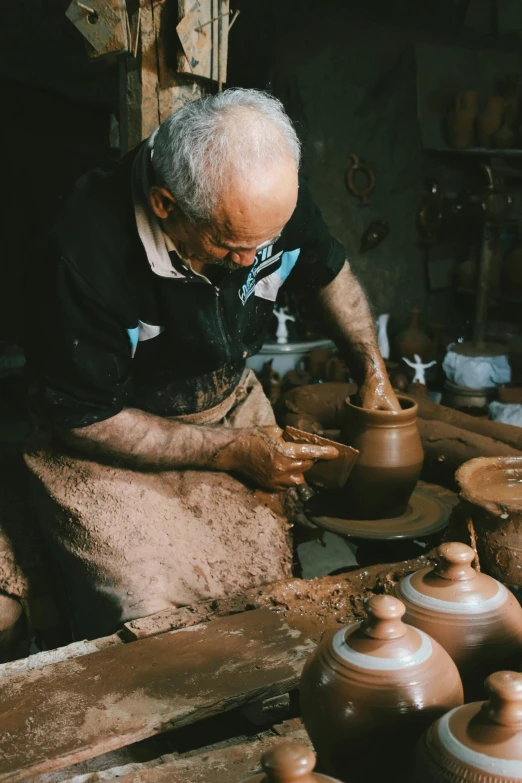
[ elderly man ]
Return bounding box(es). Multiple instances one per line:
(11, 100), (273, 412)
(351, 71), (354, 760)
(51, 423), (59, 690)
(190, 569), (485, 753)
(25, 89), (399, 640)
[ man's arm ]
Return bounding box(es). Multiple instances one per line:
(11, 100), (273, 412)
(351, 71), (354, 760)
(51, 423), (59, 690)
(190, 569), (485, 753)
(61, 409), (338, 490)
(317, 262), (401, 411)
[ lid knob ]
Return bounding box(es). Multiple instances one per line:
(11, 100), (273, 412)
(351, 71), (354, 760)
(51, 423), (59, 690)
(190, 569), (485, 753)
(261, 743), (317, 782)
(361, 594), (407, 640)
(434, 542), (476, 582)
(484, 671), (522, 729)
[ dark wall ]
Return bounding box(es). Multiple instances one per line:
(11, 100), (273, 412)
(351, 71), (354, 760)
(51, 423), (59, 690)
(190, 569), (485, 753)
(227, 0), (521, 339)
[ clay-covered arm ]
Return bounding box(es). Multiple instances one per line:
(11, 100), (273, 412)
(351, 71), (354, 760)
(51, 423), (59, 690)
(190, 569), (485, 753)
(60, 410), (338, 490)
(317, 262), (400, 411)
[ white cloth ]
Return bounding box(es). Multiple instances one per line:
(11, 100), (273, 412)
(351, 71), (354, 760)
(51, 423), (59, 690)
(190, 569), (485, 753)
(489, 401), (522, 427)
(442, 345), (511, 389)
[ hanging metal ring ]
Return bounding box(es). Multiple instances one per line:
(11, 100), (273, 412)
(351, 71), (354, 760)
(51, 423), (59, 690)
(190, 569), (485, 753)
(345, 154), (376, 206)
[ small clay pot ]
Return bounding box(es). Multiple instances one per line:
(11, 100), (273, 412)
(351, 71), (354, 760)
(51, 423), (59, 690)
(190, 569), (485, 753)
(448, 90), (478, 149)
(340, 394), (424, 519)
(477, 97), (505, 148)
(242, 742), (341, 782)
(395, 542), (522, 699)
(394, 308), (434, 362)
(410, 670), (522, 783)
(300, 594), (463, 783)
(448, 457), (522, 591)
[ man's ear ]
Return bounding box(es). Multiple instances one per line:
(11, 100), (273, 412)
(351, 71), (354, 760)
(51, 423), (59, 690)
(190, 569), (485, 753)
(149, 186), (176, 219)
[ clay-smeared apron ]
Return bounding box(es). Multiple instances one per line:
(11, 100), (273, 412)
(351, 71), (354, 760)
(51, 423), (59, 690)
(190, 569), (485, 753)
(24, 370), (292, 640)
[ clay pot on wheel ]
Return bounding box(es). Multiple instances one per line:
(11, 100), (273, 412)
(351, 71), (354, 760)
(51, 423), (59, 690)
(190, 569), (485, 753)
(300, 594), (463, 783)
(395, 542), (522, 699)
(340, 394), (424, 519)
(410, 670), (522, 783)
(241, 742), (342, 782)
(448, 457), (522, 590)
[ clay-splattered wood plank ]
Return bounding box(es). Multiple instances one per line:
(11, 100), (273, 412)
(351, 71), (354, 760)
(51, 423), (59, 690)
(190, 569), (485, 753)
(115, 723), (312, 783)
(0, 609), (314, 783)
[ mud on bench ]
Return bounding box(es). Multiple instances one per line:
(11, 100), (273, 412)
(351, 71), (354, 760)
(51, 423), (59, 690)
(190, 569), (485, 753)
(0, 554), (434, 783)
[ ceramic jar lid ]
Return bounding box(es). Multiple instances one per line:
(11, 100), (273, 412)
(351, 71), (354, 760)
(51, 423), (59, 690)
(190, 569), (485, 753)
(413, 671), (522, 782)
(241, 742), (342, 782)
(398, 542), (508, 613)
(332, 593), (436, 670)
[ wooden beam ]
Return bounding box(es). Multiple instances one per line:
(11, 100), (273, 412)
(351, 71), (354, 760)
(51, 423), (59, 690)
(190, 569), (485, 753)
(0, 609), (314, 782)
(115, 721), (312, 783)
(119, 0), (204, 154)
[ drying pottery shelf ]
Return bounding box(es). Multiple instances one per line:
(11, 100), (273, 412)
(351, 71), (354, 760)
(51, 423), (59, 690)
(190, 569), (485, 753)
(306, 481), (458, 540)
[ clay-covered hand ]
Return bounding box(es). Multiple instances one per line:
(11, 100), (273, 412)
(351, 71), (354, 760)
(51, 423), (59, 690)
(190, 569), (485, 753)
(213, 425), (339, 490)
(358, 369), (402, 411)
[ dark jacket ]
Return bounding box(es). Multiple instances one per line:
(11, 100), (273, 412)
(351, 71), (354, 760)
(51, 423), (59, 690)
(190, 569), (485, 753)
(25, 147), (345, 427)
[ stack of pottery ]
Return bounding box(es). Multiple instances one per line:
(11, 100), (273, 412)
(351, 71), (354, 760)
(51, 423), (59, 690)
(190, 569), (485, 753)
(394, 542), (522, 699)
(340, 394), (424, 519)
(241, 743), (342, 782)
(410, 670), (522, 782)
(299, 594), (463, 783)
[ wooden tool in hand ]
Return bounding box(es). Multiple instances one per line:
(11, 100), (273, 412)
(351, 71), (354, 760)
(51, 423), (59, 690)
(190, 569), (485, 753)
(284, 426), (359, 489)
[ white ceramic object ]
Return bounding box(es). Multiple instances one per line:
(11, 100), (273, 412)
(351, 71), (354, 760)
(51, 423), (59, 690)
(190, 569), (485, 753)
(403, 353), (437, 385)
(377, 313), (390, 359)
(246, 339), (336, 377)
(274, 306), (296, 345)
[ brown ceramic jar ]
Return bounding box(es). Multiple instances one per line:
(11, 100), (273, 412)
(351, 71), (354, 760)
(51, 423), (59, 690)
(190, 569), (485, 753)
(395, 542), (522, 700)
(410, 671), (522, 783)
(340, 394), (424, 519)
(448, 457), (522, 590)
(241, 742), (342, 782)
(394, 308), (434, 361)
(299, 594), (463, 783)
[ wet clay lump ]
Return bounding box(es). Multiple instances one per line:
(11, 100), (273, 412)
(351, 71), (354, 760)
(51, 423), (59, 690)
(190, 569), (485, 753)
(299, 594), (463, 783)
(396, 542), (522, 699)
(243, 742), (342, 782)
(411, 671), (522, 782)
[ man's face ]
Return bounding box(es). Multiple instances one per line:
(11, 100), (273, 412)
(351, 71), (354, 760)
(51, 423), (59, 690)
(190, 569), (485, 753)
(149, 158), (299, 270)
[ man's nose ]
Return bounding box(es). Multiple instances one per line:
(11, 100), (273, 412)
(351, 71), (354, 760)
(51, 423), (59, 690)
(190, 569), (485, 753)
(230, 248), (257, 267)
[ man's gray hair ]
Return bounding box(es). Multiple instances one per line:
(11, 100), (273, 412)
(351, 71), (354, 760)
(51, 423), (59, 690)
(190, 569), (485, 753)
(151, 88), (301, 225)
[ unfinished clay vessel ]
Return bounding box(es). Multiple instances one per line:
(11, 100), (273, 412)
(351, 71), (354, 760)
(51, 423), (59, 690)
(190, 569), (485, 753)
(300, 594), (463, 783)
(410, 670), (522, 782)
(394, 308), (434, 362)
(242, 742), (342, 782)
(340, 394), (424, 519)
(395, 542), (522, 699)
(449, 457), (522, 590)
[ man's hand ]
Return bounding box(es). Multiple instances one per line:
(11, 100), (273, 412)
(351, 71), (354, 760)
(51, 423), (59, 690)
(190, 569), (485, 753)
(358, 368), (401, 412)
(213, 425), (339, 490)
(317, 263), (401, 413)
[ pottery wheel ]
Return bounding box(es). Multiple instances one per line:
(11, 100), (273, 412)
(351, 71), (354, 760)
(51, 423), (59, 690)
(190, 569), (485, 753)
(307, 481), (458, 541)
